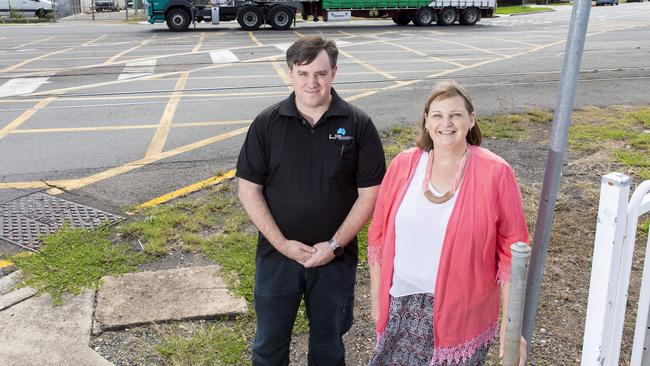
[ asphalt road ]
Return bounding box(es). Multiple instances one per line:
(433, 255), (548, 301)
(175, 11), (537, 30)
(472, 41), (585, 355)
(0, 3), (649, 213)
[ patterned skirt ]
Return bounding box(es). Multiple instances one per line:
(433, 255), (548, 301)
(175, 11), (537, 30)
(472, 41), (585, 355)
(368, 293), (490, 366)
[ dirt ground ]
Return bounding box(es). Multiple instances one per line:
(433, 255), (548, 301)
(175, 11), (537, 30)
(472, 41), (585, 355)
(88, 116), (648, 365)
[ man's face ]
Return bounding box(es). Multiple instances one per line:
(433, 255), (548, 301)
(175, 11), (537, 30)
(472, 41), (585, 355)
(288, 50), (337, 110)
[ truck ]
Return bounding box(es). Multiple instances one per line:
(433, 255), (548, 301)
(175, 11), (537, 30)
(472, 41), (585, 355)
(145, 0), (495, 31)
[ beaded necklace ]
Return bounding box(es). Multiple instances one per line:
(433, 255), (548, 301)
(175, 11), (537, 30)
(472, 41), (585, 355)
(422, 147), (470, 204)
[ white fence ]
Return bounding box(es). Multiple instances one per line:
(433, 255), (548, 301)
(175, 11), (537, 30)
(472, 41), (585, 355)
(582, 173), (650, 365)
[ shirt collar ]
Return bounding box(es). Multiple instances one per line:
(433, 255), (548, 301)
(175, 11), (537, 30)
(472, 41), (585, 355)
(278, 88), (349, 119)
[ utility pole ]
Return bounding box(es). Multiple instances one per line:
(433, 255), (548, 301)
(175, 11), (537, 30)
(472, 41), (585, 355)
(521, 0), (592, 362)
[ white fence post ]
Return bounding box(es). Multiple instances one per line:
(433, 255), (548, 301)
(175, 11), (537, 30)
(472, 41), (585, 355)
(629, 181), (650, 365)
(581, 173), (631, 365)
(503, 242), (532, 366)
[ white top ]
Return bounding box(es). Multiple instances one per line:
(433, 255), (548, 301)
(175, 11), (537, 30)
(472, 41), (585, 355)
(390, 151), (458, 297)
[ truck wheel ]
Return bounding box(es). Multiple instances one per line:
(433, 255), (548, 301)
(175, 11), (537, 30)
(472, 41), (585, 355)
(166, 8), (191, 31)
(268, 6), (293, 30)
(392, 11), (411, 25)
(413, 7), (433, 26)
(35, 8), (46, 18)
(436, 7), (457, 26)
(459, 7), (479, 25)
(237, 5), (264, 31)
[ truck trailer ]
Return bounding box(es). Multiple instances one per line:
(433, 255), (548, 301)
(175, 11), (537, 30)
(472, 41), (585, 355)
(146, 0), (495, 31)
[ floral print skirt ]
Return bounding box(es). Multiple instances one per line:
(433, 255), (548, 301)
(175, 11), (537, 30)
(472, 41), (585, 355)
(368, 293), (490, 366)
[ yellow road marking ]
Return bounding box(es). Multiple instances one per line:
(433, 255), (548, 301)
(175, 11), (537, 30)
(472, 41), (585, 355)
(104, 39), (152, 64)
(30, 53), (285, 97)
(1, 47), (75, 73)
(0, 252), (31, 268)
(271, 62), (292, 90)
(338, 49), (396, 80)
(192, 32), (206, 53)
(135, 169), (236, 210)
(338, 30), (354, 37)
(83, 34), (107, 47)
(248, 32), (263, 46)
(45, 127), (250, 194)
(145, 71), (190, 158)
(10, 120), (251, 134)
(0, 97), (57, 142)
(380, 40), (466, 68)
(12, 36), (55, 50)
(0, 259), (13, 268)
(293, 30), (304, 37)
(473, 35), (540, 48)
(425, 37), (508, 58)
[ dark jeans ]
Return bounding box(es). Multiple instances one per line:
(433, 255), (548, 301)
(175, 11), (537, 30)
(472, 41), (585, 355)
(252, 256), (357, 366)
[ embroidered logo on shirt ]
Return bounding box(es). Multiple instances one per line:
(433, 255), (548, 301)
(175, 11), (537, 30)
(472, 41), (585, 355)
(329, 127), (353, 141)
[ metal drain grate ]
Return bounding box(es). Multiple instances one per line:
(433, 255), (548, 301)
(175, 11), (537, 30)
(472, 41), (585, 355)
(0, 192), (124, 251)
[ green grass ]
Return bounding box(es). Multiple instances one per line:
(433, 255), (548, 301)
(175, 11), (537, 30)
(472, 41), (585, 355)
(11, 227), (146, 304)
(569, 107), (650, 180)
(156, 321), (249, 365)
(495, 5), (554, 14)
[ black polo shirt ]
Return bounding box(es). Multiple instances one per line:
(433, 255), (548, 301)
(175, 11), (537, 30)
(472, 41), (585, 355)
(236, 89), (386, 260)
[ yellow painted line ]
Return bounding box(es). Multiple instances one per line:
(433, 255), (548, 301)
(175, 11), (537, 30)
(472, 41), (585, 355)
(248, 32), (263, 46)
(1, 47), (75, 73)
(12, 36), (55, 50)
(135, 169), (236, 210)
(293, 30), (304, 37)
(0, 259), (13, 268)
(271, 62), (293, 91)
(0, 97), (57, 142)
(45, 126), (250, 194)
(83, 34), (107, 47)
(10, 120), (251, 134)
(30, 53), (285, 97)
(144, 71), (190, 158)
(104, 39), (152, 64)
(338, 49), (396, 80)
(424, 37), (508, 58)
(192, 32), (206, 53)
(473, 35), (540, 48)
(380, 40), (466, 68)
(338, 30), (354, 37)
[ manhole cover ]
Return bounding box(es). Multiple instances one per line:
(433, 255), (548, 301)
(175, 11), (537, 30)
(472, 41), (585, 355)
(0, 192), (124, 251)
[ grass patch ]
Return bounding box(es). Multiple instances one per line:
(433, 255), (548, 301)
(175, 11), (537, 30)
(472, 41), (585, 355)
(156, 322), (249, 365)
(11, 227), (146, 304)
(569, 106), (650, 180)
(495, 5), (554, 14)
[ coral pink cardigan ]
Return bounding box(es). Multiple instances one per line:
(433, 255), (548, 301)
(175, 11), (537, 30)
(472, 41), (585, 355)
(368, 146), (529, 364)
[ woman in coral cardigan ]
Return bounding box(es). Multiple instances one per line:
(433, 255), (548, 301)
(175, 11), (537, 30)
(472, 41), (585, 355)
(367, 81), (529, 366)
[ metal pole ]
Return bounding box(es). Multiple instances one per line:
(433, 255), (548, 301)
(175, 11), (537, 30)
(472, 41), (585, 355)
(521, 0), (592, 357)
(504, 242), (532, 366)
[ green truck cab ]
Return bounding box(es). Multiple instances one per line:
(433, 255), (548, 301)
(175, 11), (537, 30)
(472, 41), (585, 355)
(145, 0), (495, 31)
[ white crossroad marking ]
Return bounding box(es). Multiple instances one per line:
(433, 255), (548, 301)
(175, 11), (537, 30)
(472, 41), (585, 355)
(0, 77), (49, 97)
(118, 59), (157, 80)
(209, 50), (239, 64)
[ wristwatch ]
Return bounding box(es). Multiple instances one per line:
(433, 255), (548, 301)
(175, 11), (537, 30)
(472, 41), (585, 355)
(328, 238), (344, 256)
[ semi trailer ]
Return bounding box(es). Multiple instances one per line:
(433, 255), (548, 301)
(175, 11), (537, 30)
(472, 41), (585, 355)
(146, 0), (495, 31)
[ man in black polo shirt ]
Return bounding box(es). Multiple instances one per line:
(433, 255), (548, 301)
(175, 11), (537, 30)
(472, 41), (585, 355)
(236, 36), (385, 365)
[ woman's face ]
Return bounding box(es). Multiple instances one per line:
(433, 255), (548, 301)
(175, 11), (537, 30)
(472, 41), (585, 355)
(425, 95), (475, 150)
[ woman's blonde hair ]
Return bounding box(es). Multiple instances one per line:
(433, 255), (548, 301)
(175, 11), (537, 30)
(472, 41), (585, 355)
(416, 81), (482, 151)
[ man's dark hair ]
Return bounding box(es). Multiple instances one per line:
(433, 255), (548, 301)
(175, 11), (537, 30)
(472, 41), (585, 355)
(286, 36), (338, 70)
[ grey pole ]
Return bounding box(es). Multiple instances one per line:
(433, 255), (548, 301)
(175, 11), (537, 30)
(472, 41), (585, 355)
(522, 0), (592, 357)
(503, 242), (532, 366)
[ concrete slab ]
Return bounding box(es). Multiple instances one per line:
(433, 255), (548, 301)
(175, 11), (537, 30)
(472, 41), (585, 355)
(0, 287), (36, 311)
(0, 270), (21, 295)
(95, 265), (247, 329)
(0, 290), (110, 365)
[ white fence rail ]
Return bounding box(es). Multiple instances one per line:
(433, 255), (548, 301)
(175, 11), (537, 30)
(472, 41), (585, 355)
(582, 173), (650, 366)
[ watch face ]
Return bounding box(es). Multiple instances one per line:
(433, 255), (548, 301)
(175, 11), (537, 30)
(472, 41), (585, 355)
(333, 245), (344, 256)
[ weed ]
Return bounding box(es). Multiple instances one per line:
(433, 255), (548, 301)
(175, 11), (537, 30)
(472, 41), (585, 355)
(12, 227), (145, 304)
(157, 321), (249, 365)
